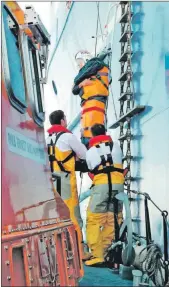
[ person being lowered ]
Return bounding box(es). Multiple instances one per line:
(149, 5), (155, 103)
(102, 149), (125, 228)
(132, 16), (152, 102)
(46, 110), (91, 276)
(84, 124), (124, 267)
(72, 50), (111, 148)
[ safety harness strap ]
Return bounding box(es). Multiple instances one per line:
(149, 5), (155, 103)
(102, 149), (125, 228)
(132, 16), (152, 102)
(48, 131), (75, 174)
(81, 95), (108, 106)
(114, 196), (120, 242)
(48, 145), (54, 173)
(92, 142), (123, 175)
(93, 142), (120, 241)
(61, 151), (76, 164)
(107, 171), (112, 211)
(96, 73), (109, 90)
(97, 72), (109, 77)
(93, 166), (124, 175)
(89, 71), (109, 90)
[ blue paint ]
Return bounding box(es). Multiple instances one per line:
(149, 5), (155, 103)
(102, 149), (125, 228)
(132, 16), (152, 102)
(165, 53), (169, 94)
(68, 112), (81, 131)
(47, 1), (169, 272)
(6, 127), (46, 164)
(3, 6), (26, 105)
(165, 53), (169, 70)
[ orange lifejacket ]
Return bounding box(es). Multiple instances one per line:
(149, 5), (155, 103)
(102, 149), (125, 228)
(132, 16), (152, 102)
(80, 66), (109, 103)
(80, 66), (109, 141)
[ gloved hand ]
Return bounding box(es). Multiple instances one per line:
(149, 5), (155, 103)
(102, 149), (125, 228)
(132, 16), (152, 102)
(79, 79), (93, 88)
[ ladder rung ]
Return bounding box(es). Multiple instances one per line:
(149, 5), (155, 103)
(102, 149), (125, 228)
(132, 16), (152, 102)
(120, 1), (129, 5)
(125, 176), (135, 181)
(132, 217), (141, 222)
(109, 105), (145, 129)
(129, 198), (142, 202)
(119, 134), (133, 141)
(118, 92), (133, 101)
(122, 155), (133, 162)
(119, 70), (132, 81)
(125, 176), (142, 182)
(119, 31), (133, 43)
(119, 11), (133, 23)
(119, 50), (133, 62)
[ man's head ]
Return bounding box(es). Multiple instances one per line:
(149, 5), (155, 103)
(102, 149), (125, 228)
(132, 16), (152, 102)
(75, 50), (92, 70)
(49, 110), (67, 127)
(91, 124), (106, 137)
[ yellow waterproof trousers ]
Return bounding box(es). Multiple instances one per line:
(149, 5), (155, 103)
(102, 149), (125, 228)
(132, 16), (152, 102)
(86, 210), (122, 259)
(86, 183), (123, 260)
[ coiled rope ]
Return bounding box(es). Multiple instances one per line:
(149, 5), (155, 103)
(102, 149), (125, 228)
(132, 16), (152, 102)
(139, 243), (165, 286)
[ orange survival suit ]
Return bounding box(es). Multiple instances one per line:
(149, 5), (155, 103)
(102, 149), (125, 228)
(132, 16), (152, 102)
(72, 57), (110, 147)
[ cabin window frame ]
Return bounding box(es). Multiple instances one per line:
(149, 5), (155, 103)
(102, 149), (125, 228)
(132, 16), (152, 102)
(2, 4), (27, 113)
(28, 40), (45, 122)
(20, 32), (45, 127)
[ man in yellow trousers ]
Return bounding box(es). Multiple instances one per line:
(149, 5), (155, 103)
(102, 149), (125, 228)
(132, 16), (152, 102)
(84, 123), (124, 266)
(46, 110), (90, 277)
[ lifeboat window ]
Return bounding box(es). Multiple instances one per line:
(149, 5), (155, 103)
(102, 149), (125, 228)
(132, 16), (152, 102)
(27, 39), (45, 126)
(2, 4), (27, 113)
(19, 31), (45, 126)
(29, 45), (44, 113)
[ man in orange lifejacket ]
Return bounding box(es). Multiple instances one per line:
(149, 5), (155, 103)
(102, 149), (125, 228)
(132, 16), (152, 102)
(84, 124), (124, 266)
(72, 50), (110, 147)
(46, 110), (90, 276)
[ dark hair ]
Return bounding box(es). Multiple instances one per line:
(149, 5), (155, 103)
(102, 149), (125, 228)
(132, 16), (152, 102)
(91, 124), (106, 136)
(49, 110), (65, 125)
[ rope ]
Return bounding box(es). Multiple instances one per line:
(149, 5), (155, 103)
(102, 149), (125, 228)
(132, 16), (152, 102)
(132, 232), (146, 241)
(94, 2), (99, 56)
(48, 2), (74, 72)
(109, 84), (118, 121)
(139, 243), (165, 286)
(105, 2), (119, 36)
(96, 1), (104, 42)
(129, 189), (169, 228)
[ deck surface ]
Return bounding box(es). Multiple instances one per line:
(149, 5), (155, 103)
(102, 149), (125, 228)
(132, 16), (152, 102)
(79, 265), (133, 286)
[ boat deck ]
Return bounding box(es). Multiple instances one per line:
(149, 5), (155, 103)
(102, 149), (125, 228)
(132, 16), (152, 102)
(79, 265), (132, 286)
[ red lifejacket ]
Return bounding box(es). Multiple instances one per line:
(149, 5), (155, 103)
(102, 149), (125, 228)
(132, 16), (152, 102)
(47, 125), (72, 134)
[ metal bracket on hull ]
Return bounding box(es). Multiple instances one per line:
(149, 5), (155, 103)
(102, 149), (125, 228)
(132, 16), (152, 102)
(110, 105), (145, 129)
(24, 6), (50, 45)
(24, 6), (51, 84)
